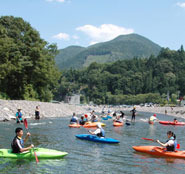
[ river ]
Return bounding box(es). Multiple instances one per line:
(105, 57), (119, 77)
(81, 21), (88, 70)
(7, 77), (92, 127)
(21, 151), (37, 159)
(0, 112), (185, 174)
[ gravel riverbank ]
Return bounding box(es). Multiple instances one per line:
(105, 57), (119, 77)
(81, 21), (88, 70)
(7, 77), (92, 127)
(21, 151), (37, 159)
(1, 99), (185, 121)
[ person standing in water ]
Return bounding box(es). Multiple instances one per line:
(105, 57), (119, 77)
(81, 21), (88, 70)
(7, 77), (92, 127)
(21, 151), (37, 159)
(130, 106), (137, 122)
(15, 109), (23, 124)
(35, 106), (40, 120)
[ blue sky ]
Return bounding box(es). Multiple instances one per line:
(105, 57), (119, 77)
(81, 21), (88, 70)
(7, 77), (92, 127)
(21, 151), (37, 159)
(0, 0), (185, 50)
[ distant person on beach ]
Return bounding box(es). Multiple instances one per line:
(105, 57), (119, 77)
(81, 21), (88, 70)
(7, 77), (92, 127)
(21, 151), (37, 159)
(130, 106), (137, 122)
(157, 131), (177, 151)
(15, 109), (23, 124)
(165, 109), (167, 115)
(70, 113), (79, 124)
(11, 127), (34, 153)
(35, 106), (40, 120)
(88, 123), (105, 138)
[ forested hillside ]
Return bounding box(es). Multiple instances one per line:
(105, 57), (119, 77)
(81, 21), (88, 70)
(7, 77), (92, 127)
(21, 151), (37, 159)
(55, 34), (161, 70)
(54, 46), (185, 105)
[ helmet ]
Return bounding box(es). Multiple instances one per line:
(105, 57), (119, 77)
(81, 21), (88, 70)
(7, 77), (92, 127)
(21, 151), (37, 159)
(153, 114), (156, 117)
(84, 114), (88, 118)
(97, 123), (101, 128)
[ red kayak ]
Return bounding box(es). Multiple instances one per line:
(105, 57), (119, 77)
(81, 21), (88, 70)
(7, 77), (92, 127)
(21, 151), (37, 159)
(159, 121), (185, 126)
(133, 146), (185, 159)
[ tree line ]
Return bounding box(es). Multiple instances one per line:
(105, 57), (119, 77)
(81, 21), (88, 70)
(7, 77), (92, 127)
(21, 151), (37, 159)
(54, 46), (185, 105)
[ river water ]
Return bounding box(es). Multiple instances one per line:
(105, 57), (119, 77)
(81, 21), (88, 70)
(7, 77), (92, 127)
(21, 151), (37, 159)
(0, 112), (185, 174)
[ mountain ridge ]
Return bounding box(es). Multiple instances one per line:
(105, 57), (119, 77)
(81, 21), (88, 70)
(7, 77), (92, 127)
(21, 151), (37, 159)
(55, 33), (161, 70)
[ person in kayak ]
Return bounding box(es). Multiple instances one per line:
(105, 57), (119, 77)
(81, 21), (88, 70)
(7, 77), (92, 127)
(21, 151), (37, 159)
(11, 127), (34, 153)
(149, 114), (158, 122)
(70, 113), (79, 124)
(79, 116), (86, 125)
(88, 123), (105, 138)
(15, 109), (23, 123)
(173, 118), (178, 124)
(157, 131), (177, 151)
(130, 106), (137, 122)
(114, 115), (123, 123)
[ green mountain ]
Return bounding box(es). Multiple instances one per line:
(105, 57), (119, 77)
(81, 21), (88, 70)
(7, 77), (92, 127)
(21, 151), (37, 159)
(55, 34), (161, 70)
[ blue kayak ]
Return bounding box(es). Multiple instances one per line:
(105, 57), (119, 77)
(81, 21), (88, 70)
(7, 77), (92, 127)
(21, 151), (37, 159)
(75, 134), (120, 144)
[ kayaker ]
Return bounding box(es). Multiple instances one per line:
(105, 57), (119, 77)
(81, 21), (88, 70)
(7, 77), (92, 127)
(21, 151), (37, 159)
(70, 113), (79, 124)
(173, 118), (178, 124)
(130, 106), (137, 122)
(79, 116), (86, 125)
(149, 114), (158, 122)
(35, 106), (40, 120)
(11, 127), (34, 153)
(15, 109), (23, 123)
(84, 114), (89, 122)
(114, 115), (123, 123)
(157, 131), (177, 151)
(88, 123), (105, 138)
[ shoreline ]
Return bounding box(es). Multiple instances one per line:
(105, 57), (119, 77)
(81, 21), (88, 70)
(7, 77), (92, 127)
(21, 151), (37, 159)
(0, 99), (185, 121)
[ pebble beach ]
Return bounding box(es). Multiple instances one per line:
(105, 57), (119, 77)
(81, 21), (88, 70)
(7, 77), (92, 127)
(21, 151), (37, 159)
(0, 99), (185, 121)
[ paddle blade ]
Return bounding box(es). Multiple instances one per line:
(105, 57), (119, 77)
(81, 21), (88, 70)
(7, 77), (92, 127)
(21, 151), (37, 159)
(142, 138), (154, 141)
(34, 151), (39, 163)
(176, 144), (180, 149)
(23, 119), (28, 129)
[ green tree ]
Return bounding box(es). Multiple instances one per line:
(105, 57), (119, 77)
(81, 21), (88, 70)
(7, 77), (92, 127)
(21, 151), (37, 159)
(0, 16), (60, 101)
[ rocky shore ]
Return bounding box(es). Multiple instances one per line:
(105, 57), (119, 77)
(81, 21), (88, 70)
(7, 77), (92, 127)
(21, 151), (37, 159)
(1, 99), (185, 122)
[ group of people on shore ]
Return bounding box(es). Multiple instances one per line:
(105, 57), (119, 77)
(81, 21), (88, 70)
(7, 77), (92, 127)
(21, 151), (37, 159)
(15, 106), (40, 123)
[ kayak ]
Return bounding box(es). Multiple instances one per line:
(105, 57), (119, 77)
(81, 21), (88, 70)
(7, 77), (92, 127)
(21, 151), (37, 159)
(159, 121), (185, 126)
(113, 121), (123, 126)
(0, 148), (68, 159)
(76, 134), (120, 144)
(69, 124), (81, 128)
(83, 122), (106, 128)
(132, 146), (185, 159)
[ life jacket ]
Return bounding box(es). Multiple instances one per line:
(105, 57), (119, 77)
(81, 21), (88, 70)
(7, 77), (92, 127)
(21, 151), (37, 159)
(11, 136), (24, 153)
(16, 112), (22, 119)
(70, 117), (77, 123)
(166, 137), (175, 151)
(96, 128), (105, 137)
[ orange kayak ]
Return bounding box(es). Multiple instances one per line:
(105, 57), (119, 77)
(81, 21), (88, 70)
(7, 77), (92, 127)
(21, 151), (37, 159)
(113, 122), (123, 126)
(68, 124), (81, 128)
(83, 122), (106, 128)
(133, 146), (185, 159)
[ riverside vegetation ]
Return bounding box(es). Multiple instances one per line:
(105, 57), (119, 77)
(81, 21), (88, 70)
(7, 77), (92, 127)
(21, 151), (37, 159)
(0, 16), (185, 106)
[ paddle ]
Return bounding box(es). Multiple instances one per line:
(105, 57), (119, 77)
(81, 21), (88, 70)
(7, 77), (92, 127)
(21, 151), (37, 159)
(142, 137), (180, 149)
(23, 119), (39, 163)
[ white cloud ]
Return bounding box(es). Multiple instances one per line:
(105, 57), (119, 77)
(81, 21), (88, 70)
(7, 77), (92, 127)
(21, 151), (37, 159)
(177, 2), (185, 8)
(46, 0), (65, 3)
(72, 35), (79, 40)
(52, 33), (70, 40)
(76, 24), (134, 45)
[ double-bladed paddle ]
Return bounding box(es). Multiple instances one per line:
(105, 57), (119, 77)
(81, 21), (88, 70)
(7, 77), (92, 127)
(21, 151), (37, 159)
(142, 137), (180, 149)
